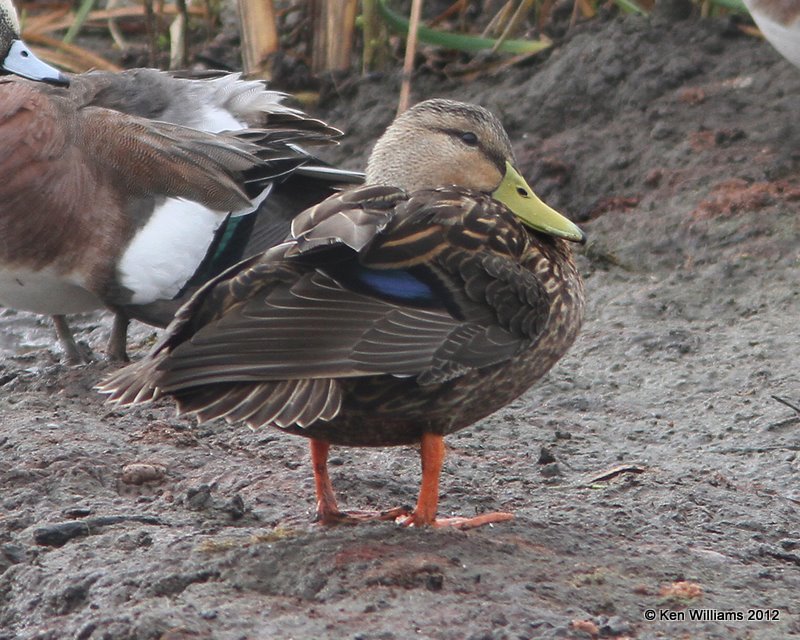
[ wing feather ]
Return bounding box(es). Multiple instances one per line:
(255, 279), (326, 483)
(101, 185), (554, 433)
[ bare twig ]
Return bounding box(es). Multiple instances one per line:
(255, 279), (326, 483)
(771, 395), (800, 414)
(397, 0), (424, 115)
(490, 0), (534, 55)
(585, 464), (646, 485)
(429, 0), (466, 27)
(482, 0), (515, 38)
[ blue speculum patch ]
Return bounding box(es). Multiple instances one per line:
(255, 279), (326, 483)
(353, 267), (435, 303)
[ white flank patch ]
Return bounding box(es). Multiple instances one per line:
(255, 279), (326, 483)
(118, 199), (226, 304)
(751, 12), (800, 68)
(197, 105), (246, 133)
(116, 77), (286, 305)
(0, 267), (102, 314)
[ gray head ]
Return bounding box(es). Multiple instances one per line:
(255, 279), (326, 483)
(0, 0), (69, 85)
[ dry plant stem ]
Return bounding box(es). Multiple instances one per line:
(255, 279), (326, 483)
(482, 0), (515, 38)
(456, 47), (550, 82)
(397, 0), (424, 115)
(143, 0), (156, 67)
(429, 0), (466, 27)
(22, 32), (121, 71)
(490, 0), (533, 54)
(362, 0), (390, 73)
(20, 6), (70, 33)
(586, 464), (646, 485)
(327, 0), (358, 71)
(310, 0), (358, 73)
(38, 5), (203, 34)
(570, 0), (580, 27)
(169, 0), (188, 69)
(106, 0), (128, 51)
(537, 0), (556, 29)
(237, 0), (278, 78)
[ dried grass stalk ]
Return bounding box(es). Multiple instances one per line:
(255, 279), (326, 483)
(169, 0), (189, 69)
(22, 31), (121, 71)
(311, 0), (358, 73)
(238, 0), (278, 78)
(362, 0), (390, 72)
(397, 0), (423, 115)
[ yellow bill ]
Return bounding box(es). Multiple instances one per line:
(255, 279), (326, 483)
(492, 161), (585, 243)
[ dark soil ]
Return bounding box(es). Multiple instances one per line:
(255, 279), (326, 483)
(2, 12), (799, 640)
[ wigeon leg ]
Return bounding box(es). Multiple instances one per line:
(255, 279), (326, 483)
(51, 315), (86, 364)
(106, 312), (130, 362)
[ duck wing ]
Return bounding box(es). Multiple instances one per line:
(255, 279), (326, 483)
(101, 185), (553, 428)
(0, 78), (265, 237)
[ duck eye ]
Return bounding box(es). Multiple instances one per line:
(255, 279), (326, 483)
(460, 132), (478, 146)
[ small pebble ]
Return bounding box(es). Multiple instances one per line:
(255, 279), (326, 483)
(538, 447), (556, 465)
(120, 463), (166, 486)
(539, 463), (561, 478)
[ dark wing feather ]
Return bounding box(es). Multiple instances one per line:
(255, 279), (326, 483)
(154, 269), (461, 388)
(174, 378), (341, 428)
(100, 185), (553, 429)
(79, 108), (264, 211)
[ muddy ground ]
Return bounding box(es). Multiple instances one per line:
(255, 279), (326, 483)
(1, 11), (799, 640)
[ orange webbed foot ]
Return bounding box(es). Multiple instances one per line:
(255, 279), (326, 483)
(396, 511), (514, 530)
(315, 506), (411, 526)
(309, 435), (513, 531)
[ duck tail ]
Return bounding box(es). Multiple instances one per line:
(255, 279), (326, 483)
(96, 356), (166, 406)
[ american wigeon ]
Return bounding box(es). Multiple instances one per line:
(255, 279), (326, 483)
(0, 0), (67, 84)
(0, 0), (361, 363)
(101, 99), (586, 529)
(743, 0), (800, 68)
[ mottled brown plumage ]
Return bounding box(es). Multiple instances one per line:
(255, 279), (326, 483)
(101, 99), (586, 528)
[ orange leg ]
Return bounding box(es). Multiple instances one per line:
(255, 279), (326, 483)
(310, 438), (407, 525)
(310, 439), (339, 523)
(310, 435), (513, 529)
(398, 432), (515, 530)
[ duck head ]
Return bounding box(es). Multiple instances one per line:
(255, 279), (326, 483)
(366, 98), (585, 243)
(0, 0), (69, 85)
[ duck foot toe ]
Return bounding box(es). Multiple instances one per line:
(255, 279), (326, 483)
(315, 506), (411, 526)
(396, 511), (514, 530)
